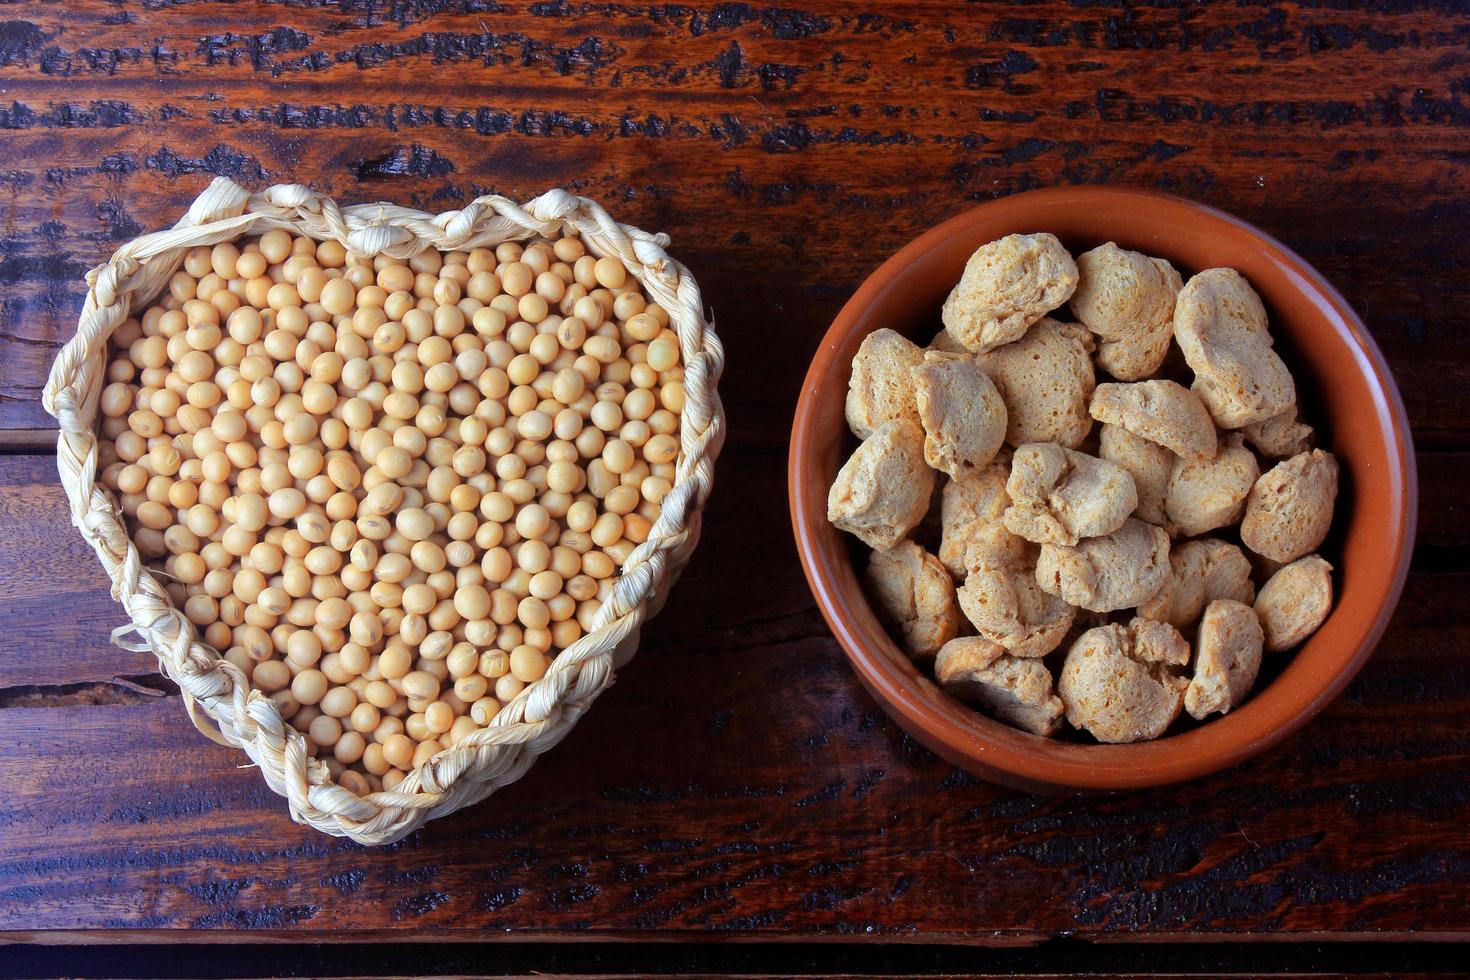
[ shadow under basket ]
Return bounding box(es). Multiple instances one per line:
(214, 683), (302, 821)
(43, 177), (725, 845)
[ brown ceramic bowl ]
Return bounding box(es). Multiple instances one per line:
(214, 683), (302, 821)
(789, 186), (1416, 792)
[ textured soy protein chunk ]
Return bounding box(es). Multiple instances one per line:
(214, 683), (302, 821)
(975, 317), (1096, 449)
(927, 327), (968, 353)
(1071, 242), (1183, 381)
(845, 328), (923, 438)
(1242, 405), (1314, 458)
(912, 351), (1008, 478)
(1164, 433), (1260, 538)
(828, 418), (934, 551)
(957, 554), (1076, 658)
(828, 231), (1342, 747)
(934, 637), (1065, 736)
(1089, 380), (1217, 461)
(864, 540), (959, 660)
(1137, 538), (1256, 630)
(1254, 554), (1334, 652)
(1098, 422), (1175, 528)
(1240, 449), (1339, 563)
(1058, 619), (1189, 743)
(1002, 442), (1137, 546)
(1173, 268), (1296, 428)
(1036, 517), (1171, 613)
(938, 460), (1026, 580)
(1185, 599), (1265, 719)
(941, 233), (1078, 353)
(1128, 616), (1193, 666)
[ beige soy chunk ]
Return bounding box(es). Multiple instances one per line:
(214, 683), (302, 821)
(912, 352), (1008, 478)
(1240, 450), (1339, 563)
(1137, 538), (1256, 630)
(1184, 599), (1265, 720)
(934, 637), (1064, 737)
(845, 328), (923, 438)
(975, 317), (1096, 449)
(1002, 442), (1137, 546)
(1174, 268), (1296, 428)
(1128, 616), (1193, 667)
(1058, 620), (1189, 743)
(1164, 433), (1260, 538)
(927, 328), (967, 353)
(1089, 380), (1217, 461)
(1243, 405), (1314, 459)
(828, 418), (935, 551)
(938, 461), (1026, 580)
(1071, 242), (1183, 381)
(957, 555), (1076, 658)
(1098, 423), (1174, 528)
(941, 232), (1078, 353)
(1036, 518), (1171, 613)
(864, 540), (959, 660)
(1255, 554), (1334, 652)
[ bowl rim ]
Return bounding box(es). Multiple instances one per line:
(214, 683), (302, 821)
(788, 184), (1418, 791)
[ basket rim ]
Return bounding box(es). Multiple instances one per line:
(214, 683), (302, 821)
(42, 177), (726, 845)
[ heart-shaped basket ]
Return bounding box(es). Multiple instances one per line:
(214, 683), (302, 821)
(42, 177), (724, 845)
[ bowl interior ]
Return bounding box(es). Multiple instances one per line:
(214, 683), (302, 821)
(790, 186), (1416, 790)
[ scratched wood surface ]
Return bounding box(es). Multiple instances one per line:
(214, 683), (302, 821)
(0, 0), (1467, 946)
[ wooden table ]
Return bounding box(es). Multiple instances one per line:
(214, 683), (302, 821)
(1, 0), (1467, 973)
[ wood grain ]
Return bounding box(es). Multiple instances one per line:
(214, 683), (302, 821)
(2, 453), (1469, 938)
(3, 601), (1468, 939)
(0, 0), (1467, 949)
(4, 449), (1466, 692)
(0, 1), (1468, 446)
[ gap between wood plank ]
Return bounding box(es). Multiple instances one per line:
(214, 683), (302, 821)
(2, 936), (1469, 976)
(0, 672), (176, 709)
(0, 429), (57, 453)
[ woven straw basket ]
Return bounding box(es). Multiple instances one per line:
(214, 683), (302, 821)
(42, 178), (724, 845)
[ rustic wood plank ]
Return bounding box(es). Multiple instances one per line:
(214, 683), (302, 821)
(0, 445), (823, 690)
(0, 454), (153, 692)
(2, 448), (1464, 690)
(0, 1), (1467, 444)
(2, 575), (1468, 938)
(1, 439), (1468, 937)
(1, 0), (1468, 949)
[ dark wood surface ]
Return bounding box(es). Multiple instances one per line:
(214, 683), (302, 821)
(0, 0), (1467, 954)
